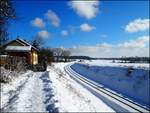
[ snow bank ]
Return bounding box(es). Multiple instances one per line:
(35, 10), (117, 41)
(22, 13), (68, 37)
(71, 63), (150, 108)
(48, 64), (115, 112)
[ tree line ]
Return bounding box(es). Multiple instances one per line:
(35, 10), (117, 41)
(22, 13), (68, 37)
(92, 57), (150, 63)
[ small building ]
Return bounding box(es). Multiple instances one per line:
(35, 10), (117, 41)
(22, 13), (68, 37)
(2, 38), (38, 65)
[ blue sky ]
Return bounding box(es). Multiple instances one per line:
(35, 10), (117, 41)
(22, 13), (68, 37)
(9, 0), (149, 57)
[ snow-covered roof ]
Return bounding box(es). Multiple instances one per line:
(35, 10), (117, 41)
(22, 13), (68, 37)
(16, 38), (31, 46)
(3, 38), (39, 52)
(5, 46), (32, 52)
(0, 55), (8, 57)
(16, 38), (38, 51)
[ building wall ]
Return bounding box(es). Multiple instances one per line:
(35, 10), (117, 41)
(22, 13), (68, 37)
(8, 51), (37, 65)
(27, 52), (32, 64)
(32, 50), (38, 65)
(7, 52), (30, 64)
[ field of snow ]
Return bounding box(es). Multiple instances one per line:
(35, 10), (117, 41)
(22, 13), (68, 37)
(71, 60), (150, 108)
(84, 60), (149, 69)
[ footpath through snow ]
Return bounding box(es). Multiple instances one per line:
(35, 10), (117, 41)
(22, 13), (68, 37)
(1, 63), (115, 112)
(1, 71), (58, 112)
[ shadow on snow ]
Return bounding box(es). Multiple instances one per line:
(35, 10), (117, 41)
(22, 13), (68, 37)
(40, 72), (59, 112)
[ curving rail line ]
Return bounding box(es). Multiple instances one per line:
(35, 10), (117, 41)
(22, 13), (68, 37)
(64, 64), (149, 113)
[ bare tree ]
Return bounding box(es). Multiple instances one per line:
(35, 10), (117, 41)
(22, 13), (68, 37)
(0, 28), (9, 46)
(62, 50), (71, 62)
(53, 48), (63, 62)
(62, 50), (70, 56)
(52, 48), (70, 62)
(0, 0), (16, 46)
(53, 48), (63, 56)
(31, 35), (45, 49)
(38, 47), (53, 65)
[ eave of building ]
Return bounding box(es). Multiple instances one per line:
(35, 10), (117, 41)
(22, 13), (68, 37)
(5, 46), (32, 52)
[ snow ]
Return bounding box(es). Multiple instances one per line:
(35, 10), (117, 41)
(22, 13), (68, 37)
(1, 71), (58, 112)
(84, 60), (149, 69)
(70, 60), (150, 108)
(2, 60), (148, 112)
(0, 55), (8, 57)
(5, 46), (31, 51)
(1, 62), (115, 112)
(0, 67), (26, 83)
(14, 72), (46, 112)
(1, 70), (33, 111)
(16, 38), (38, 51)
(48, 63), (115, 112)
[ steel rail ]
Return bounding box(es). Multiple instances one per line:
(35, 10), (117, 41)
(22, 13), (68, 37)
(64, 64), (149, 113)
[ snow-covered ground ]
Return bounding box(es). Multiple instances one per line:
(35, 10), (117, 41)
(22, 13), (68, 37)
(1, 60), (149, 112)
(84, 60), (149, 69)
(1, 70), (58, 112)
(1, 63), (115, 112)
(49, 63), (114, 112)
(71, 60), (150, 108)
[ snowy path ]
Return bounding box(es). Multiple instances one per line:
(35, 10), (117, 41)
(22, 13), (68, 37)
(65, 64), (150, 113)
(1, 71), (58, 112)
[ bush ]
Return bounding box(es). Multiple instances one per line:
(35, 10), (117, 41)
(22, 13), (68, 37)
(15, 60), (27, 72)
(0, 60), (26, 83)
(0, 67), (17, 83)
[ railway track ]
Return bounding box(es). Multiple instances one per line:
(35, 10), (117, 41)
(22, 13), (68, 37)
(64, 64), (149, 113)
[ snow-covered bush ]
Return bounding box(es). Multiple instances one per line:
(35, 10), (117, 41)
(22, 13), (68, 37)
(15, 60), (27, 72)
(0, 62), (26, 83)
(0, 67), (17, 83)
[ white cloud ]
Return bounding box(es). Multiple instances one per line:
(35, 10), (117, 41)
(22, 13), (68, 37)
(31, 17), (45, 28)
(69, 43), (113, 58)
(45, 10), (60, 27)
(69, 35), (149, 57)
(68, 1), (100, 19)
(61, 30), (69, 36)
(125, 18), (150, 33)
(118, 36), (149, 48)
(80, 23), (96, 32)
(37, 30), (50, 38)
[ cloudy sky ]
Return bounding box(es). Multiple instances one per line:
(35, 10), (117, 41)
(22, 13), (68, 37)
(9, 0), (149, 58)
